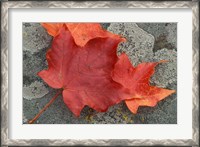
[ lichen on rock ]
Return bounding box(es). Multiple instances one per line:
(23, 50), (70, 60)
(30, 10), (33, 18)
(151, 48), (177, 88)
(23, 81), (49, 100)
(136, 23), (177, 52)
(108, 23), (155, 66)
(23, 23), (52, 54)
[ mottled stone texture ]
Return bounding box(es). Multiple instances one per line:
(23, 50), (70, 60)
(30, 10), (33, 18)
(108, 23), (154, 66)
(23, 23), (52, 53)
(23, 23), (177, 124)
(137, 23), (177, 52)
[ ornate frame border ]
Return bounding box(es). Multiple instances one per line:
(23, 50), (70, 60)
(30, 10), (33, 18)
(1, 1), (199, 146)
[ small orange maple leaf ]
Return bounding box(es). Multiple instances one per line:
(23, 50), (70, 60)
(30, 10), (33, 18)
(112, 53), (175, 113)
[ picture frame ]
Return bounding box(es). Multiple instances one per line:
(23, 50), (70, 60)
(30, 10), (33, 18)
(1, 1), (199, 146)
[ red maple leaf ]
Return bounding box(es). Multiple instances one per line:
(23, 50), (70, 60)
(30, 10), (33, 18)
(41, 23), (125, 47)
(38, 25), (130, 116)
(112, 53), (175, 113)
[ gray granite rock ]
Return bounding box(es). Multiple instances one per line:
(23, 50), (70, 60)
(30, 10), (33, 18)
(23, 89), (90, 124)
(23, 81), (49, 100)
(137, 23), (177, 52)
(108, 23), (155, 66)
(23, 23), (52, 54)
(88, 102), (134, 124)
(151, 48), (177, 89)
(22, 23), (52, 89)
(23, 39), (49, 87)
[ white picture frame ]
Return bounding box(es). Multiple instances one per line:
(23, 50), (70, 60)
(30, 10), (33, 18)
(1, 1), (199, 146)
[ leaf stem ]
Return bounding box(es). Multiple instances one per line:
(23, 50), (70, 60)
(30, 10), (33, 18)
(28, 90), (62, 124)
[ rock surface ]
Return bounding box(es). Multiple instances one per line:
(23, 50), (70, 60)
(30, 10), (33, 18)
(108, 23), (154, 66)
(23, 23), (177, 124)
(137, 23), (177, 52)
(23, 23), (52, 54)
(23, 81), (49, 100)
(152, 48), (177, 89)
